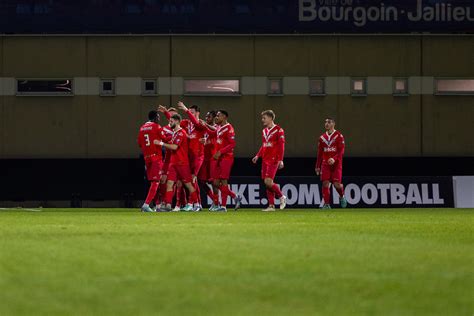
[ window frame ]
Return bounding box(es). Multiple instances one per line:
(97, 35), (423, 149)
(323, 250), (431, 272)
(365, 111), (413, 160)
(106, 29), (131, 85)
(141, 78), (158, 96)
(183, 78), (241, 97)
(267, 77), (284, 97)
(351, 77), (368, 97)
(434, 78), (474, 96)
(393, 77), (410, 97)
(309, 77), (326, 97)
(100, 78), (116, 97)
(15, 78), (74, 96)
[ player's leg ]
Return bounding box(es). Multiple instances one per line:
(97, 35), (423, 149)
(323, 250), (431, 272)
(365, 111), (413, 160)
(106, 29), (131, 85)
(198, 160), (214, 203)
(158, 163), (169, 208)
(162, 164), (178, 211)
(321, 181), (331, 209)
(320, 164), (332, 209)
(192, 156), (204, 207)
(262, 162), (286, 210)
(210, 160), (221, 210)
(177, 164), (199, 211)
(142, 160), (159, 212)
(175, 180), (187, 211)
(332, 165), (346, 208)
(217, 159), (241, 211)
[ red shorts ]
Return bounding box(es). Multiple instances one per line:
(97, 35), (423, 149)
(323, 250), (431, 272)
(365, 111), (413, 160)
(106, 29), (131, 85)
(167, 163), (192, 183)
(189, 153), (205, 176)
(261, 161), (279, 180)
(145, 159), (162, 182)
(198, 159), (212, 181)
(210, 158), (233, 180)
(320, 163), (343, 183)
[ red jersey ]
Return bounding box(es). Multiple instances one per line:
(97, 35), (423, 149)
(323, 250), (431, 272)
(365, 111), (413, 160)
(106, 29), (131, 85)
(316, 130), (345, 169)
(181, 110), (206, 156)
(215, 123), (236, 160)
(162, 124), (174, 163)
(169, 128), (189, 165)
(137, 121), (164, 161)
(256, 124), (285, 163)
(203, 125), (218, 161)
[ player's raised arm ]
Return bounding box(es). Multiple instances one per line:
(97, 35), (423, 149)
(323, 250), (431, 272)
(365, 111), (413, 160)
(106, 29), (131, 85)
(158, 104), (172, 120)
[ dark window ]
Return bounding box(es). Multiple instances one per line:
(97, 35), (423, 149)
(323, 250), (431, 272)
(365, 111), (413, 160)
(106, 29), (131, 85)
(17, 79), (73, 96)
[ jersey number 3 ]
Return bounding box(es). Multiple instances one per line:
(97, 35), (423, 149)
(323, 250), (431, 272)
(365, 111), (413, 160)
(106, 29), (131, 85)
(144, 134), (151, 146)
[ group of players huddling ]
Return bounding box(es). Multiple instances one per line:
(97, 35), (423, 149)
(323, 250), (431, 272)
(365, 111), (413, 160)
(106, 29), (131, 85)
(138, 102), (347, 212)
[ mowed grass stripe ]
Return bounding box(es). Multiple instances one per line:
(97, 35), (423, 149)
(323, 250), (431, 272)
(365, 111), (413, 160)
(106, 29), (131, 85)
(0, 209), (472, 316)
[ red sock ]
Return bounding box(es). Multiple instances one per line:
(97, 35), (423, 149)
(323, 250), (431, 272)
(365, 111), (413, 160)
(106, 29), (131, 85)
(213, 187), (220, 206)
(194, 182), (201, 204)
(322, 186), (330, 204)
(164, 190), (174, 205)
(220, 185), (236, 199)
(189, 191), (198, 204)
(145, 182), (159, 205)
(202, 183), (215, 201)
(176, 186), (187, 206)
(271, 184), (283, 198)
(220, 185), (236, 207)
(336, 185), (344, 197)
(266, 189), (275, 206)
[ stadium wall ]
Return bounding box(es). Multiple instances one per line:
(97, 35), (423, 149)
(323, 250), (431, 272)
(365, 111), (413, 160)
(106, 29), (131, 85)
(0, 35), (473, 159)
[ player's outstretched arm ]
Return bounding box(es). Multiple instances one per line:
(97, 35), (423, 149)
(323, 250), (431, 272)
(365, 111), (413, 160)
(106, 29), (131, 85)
(157, 105), (171, 120)
(154, 140), (177, 151)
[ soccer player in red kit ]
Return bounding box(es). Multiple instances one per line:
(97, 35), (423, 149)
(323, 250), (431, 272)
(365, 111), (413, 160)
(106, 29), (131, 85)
(315, 118), (347, 209)
(252, 110), (287, 212)
(158, 114), (200, 212)
(204, 110), (242, 212)
(137, 110), (165, 212)
(158, 107), (179, 209)
(197, 110), (219, 209)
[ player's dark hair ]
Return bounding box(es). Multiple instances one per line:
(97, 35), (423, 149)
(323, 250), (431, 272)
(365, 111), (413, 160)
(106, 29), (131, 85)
(218, 110), (229, 118)
(190, 105), (200, 112)
(171, 114), (182, 121)
(207, 110), (217, 118)
(326, 117), (335, 123)
(261, 110), (275, 120)
(148, 110), (159, 121)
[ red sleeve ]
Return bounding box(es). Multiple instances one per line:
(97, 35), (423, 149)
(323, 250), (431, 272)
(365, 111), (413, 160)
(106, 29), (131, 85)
(185, 110), (206, 129)
(163, 110), (171, 120)
(276, 129), (285, 161)
(219, 130), (236, 154)
(203, 124), (217, 136)
(316, 138), (323, 169)
(335, 135), (345, 163)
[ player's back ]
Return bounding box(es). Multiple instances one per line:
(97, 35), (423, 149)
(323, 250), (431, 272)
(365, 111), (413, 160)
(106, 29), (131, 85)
(138, 122), (163, 159)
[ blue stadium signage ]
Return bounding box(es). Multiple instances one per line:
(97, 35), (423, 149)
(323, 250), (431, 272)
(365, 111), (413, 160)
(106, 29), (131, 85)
(223, 176), (455, 208)
(1, 0), (473, 34)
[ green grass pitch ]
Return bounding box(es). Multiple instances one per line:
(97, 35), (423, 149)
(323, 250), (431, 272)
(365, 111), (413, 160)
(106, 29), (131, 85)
(0, 208), (472, 315)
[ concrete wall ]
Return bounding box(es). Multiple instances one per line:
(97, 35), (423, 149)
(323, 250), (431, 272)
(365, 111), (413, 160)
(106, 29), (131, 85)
(0, 35), (473, 158)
